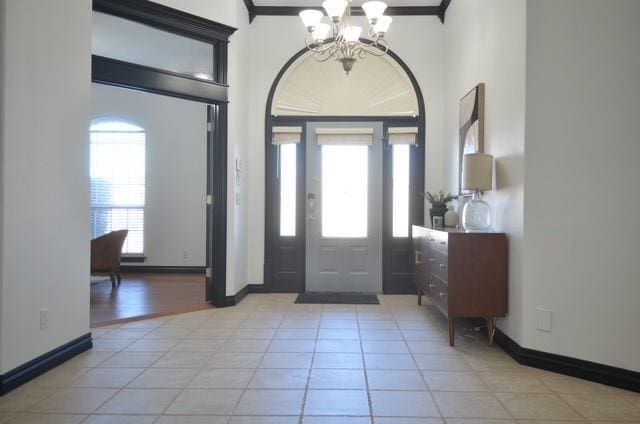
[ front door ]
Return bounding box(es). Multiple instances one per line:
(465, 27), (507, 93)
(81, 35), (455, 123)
(305, 122), (383, 292)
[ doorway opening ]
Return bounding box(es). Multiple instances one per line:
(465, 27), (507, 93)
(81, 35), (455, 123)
(265, 49), (426, 294)
(89, 88), (210, 326)
(89, 0), (235, 325)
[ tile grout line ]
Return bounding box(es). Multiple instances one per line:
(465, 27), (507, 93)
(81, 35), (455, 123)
(357, 304), (376, 424)
(394, 300), (445, 423)
(297, 306), (321, 424)
(227, 311), (272, 419)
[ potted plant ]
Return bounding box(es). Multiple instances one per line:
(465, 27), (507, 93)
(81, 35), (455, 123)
(424, 190), (458, 227)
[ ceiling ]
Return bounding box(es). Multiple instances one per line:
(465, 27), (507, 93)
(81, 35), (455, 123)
(252, 0), (442, 6)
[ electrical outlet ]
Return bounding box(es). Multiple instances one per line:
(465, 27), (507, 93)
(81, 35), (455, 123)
(40, 309), (49, 330)
(535, 308), (552, 332)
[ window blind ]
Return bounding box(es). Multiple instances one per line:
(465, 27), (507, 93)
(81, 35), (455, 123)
(388, 127), (418, 145)
(315, 127), (374, 145)
(90, 122), (146, 255)
(272, 126), (302, 145)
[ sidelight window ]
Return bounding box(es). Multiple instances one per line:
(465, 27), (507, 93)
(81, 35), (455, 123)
(279, 143), (297, 237)
(392, 144), (410, 237)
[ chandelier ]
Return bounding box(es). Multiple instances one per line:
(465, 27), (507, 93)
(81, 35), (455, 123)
(299, 0), (392, 74)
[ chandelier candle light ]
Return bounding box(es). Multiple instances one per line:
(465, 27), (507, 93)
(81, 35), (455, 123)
(299, 0), (392, 74)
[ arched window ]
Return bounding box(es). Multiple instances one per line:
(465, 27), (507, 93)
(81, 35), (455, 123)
(90, 120), (146, 255)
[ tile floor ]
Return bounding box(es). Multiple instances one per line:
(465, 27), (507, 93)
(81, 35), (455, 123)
(1, 293), (638, 423)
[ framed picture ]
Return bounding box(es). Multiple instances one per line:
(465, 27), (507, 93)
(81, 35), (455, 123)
(459, 83), (485, 195)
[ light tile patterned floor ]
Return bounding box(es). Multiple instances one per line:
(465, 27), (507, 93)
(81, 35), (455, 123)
(0, 294), (638, 423)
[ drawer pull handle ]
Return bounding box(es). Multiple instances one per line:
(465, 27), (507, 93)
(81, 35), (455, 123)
(429, 283), (435, 289)
(429, 258), (435, 263)
(414, 251), (423, 265)
(440, 241), (446, 245)
(429, 238), (435, 242)
(439, 264), (447, 270)
(439, 291), (447, 298)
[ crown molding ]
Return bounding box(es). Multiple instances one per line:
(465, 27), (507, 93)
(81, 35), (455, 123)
(94, 0), (236, 42)
(242, 0), (452, 23)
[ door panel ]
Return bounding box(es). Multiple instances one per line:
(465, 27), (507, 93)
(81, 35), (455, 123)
(305, 122), (383, 293)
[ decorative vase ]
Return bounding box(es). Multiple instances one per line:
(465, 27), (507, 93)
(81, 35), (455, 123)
(429, 205), (447, 228)
(444, 207), (458, 228)
(462, 191), (491, 232)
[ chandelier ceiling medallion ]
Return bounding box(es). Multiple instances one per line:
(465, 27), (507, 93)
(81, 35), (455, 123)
(299, 0), (392, 75)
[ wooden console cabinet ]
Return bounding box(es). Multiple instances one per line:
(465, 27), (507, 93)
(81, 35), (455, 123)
(412, 225), (507, 347)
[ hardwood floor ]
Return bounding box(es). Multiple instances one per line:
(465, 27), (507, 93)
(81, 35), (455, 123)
(90, 272), (210, 326)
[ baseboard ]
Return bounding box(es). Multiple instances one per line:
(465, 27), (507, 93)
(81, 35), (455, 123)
(0, 333), (93, 396)
(224, 284), (267, 307)
(495, 329), (639, 393)
(120, 265), (205, 273)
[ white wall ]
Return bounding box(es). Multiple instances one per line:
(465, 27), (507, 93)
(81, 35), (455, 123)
(149, 0), (251, 295)
(246, 15), (446, 286)
(523, 0), (640, 371)
(0, 0), (91, 372)
(442, 0), (527, 343)
(91, 84), (207, 267)
(226, 1), (251, 296)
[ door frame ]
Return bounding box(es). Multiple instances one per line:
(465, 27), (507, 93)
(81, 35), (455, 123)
(264, 48), (426, 294)
(91, 0), (235, 306)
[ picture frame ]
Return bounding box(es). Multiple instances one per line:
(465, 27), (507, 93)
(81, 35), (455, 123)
(459, 83), (485, 195)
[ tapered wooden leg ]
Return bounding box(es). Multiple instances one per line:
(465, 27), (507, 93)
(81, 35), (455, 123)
(110, 274), (117, 289)
(116, 272), (122, 286)
(487, 317), (496, 346)
(417, 287), (422, 306)
(448, 317), (455, 347)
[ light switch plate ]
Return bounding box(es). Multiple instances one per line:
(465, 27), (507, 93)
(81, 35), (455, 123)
(535, 308), (552, 332)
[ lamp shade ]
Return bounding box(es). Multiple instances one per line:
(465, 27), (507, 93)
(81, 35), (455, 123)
(299, 9), (323, 29)
(341, 25), (362, 42)
(312, 23), (331, 41)
(362, 1), (387, 22)
(322, 0), (348, 20)
(373, 15), (392, 34)
(462, 153), (493, 191)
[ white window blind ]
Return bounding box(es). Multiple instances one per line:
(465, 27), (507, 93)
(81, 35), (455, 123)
(388, 127), (418, 145)
(272, 126), (302, 145)
(315, 127), (374, 146)
(90, 120), (146, 255)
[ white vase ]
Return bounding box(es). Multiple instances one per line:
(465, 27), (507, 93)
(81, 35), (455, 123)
(444, 207), (458, 227)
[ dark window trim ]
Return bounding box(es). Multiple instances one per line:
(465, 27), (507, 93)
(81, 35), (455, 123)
(207, 104), (228, 306)
(93, 0), (235, 87)
(92, 55), (229, 104)
(383, 120), (425, 294)
(264, 46), (426, 294)
(243, 0), (453, 23)
(93, 0), (236, 44)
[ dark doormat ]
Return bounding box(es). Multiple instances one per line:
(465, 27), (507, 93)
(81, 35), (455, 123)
(295, 292), (380, 305)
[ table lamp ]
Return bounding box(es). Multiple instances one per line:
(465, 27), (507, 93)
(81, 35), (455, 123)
(461, 153), (493, 232)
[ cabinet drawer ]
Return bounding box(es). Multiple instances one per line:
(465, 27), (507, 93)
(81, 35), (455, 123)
(428, 274), (448, 315)
(429, 249), (448, 282)
(427, 230), (449, 253)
